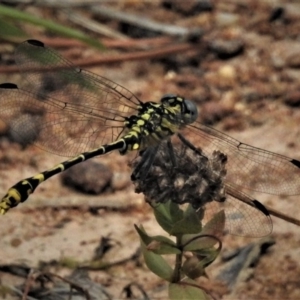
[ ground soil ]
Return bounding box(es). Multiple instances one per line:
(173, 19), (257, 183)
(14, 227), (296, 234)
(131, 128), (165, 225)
(1, 1), (300, 299)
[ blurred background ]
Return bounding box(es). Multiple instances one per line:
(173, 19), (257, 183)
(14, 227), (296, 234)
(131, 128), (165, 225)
(0, 1), (300, 299)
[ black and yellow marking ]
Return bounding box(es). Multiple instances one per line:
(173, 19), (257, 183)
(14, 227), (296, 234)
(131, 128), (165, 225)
(0, 78), (195, 214)
(0, 140), (123, 213)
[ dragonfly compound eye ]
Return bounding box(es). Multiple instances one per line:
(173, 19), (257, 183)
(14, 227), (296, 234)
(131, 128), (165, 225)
(183, 99), (198, 124)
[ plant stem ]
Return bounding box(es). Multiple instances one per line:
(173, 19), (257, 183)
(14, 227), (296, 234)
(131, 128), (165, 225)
(172, 235), (183, 283)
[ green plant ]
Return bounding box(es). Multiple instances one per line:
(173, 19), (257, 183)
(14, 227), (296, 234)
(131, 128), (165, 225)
(0, 4), (104, 49)
(135, 201), (224, 300)
(131, 138), (227, 299)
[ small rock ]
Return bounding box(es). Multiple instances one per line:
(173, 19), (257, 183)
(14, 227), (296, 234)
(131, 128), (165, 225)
(209, 39), (244, 59)
(8, 114), (42, 147)
(218, 65), (237, 85)
(215, 12), (240, 27)
(286, 53), (300, 68)
(201, 100), (232, 125)
(283, 69), (300, 81)
(222, 116), (245, 132)
(284, 91), (300, 107)
(10, 238), (22, 248)
(162, 0), (213, 15)
(111, 172), (131, 190)
(269, 7), (285, 22)
(61, 160), (113, 194)
(271, 41), (300, 69)
(285, 3), (300, 19)
(219, 91), (238, 111)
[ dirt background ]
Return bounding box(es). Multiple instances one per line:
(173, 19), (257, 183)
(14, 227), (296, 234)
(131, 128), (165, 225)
(1, 0), (300, 299)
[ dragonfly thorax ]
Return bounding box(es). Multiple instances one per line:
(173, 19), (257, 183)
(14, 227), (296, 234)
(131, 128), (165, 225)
(120, 95), (198, 154)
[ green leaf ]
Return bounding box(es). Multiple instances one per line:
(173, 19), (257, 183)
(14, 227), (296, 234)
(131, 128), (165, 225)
(152, 203), (173, 233)
(182, 247), (220, 279)
(169, 278), (209, 300)
(182, 234), (218, 251)
(147, 240), (182, 255)
(153, 202), (203, 236)
(193, 248), (221, 268)
(169, 201), (184, 222)
(141, 241), (173, 281)
(182, 256), (206, 279)
(134, 225), (181, 255)
(0, 4), (104, 50)
(134, 224), (175, 246)
(181, 210), (224, 251)
(153, 201), (184, 234)
(170, 208), (202, 235)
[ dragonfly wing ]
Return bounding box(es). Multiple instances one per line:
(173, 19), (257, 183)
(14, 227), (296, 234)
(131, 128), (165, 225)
(0, 82), (124, 156)
(203, 184), (273, 237)
(0, 40), (143, 156)
(15, 40), (140, 109)
(185, 122), (300, 195)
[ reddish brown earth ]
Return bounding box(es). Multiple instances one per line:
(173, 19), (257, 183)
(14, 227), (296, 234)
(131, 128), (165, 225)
(1, 1), (300, 299)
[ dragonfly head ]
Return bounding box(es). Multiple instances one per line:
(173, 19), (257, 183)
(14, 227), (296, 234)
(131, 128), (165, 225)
(160, 94), (198, 125)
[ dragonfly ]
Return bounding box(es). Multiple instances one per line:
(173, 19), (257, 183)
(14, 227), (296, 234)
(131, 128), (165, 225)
(0, 39), (299, 237)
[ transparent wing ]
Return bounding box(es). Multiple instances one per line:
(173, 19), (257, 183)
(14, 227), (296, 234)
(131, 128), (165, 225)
(203, 186), (272, 237)
(204, 190), (273, 237)
(0, 84), (130, 156)
(225, 185), (272, 236)
(184, 122), (300, 195)
(0, 39), (142, 156)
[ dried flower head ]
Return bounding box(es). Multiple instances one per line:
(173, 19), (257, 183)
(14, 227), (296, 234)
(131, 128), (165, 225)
(131, 134), (227, 209)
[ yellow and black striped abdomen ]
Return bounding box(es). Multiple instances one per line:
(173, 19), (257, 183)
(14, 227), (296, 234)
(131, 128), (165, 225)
(0, 139), (128, 213)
